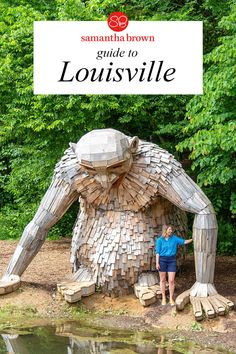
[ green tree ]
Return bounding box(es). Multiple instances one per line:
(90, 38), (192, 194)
(0, 0), (235, 251)
(177, 3), (236, 253)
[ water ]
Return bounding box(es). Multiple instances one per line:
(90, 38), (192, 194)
(0, 322), (231, 354)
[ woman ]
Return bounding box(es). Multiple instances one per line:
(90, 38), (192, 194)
(156, 224), (192, 306)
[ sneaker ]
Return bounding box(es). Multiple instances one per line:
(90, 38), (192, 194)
(161, 298), (167, 305)
(169, 300), (175, 306)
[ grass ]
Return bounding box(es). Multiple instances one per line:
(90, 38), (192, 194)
(190, 321), (202, 331)
(0, 304), (38, 319)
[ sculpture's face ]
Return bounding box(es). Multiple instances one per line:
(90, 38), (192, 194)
(82, 155), (132, 189)
(76, 129), (138, 190)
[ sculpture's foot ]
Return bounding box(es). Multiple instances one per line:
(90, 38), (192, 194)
(0, 275), (21, 295)
(176, 282), (234, 321)
(72, 266), (96, 282)
(134, 284), (157, 306)
(133, 271), (160, 306)
(57, 265), (96, 303)
(190, 294), (234, 320)
(134, 283), (168, 307)
(134, 271), (164, 307)
(57, 280), (96, 303)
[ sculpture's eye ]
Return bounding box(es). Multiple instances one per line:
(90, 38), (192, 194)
(110, 165), (122, 170)
(83, 165), (96, 174)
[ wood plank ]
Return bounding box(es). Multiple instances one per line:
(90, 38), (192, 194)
(64, 288), (82, 303)
(138, 288), (156, 307)
(212, 294), (234, 310)
(175, 290), (190, 310)
(210, 297), (225, 316)
(190, 297), (203, 321)
(200, 298), (215, 319)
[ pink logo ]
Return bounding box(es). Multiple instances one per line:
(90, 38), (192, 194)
(108, 12), (129, 32)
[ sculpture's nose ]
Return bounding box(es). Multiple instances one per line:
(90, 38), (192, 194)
(94, 173), (117, 189)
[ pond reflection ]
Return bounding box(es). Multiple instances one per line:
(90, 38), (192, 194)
(0, 322), (229, 354)
(1, 333), (168, 354)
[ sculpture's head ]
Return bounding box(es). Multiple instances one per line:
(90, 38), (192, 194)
(73, 129), (139, 189)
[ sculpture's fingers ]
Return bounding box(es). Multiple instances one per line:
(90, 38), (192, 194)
(209, 296), (225, 316)
(61, 281), (96, 303)
(138, 287), (157, 307)
(190, 297), (203, 321)
(200, 298), (215, 319)
(0, 275), (21, 295)
(212, 294), (234, 310)
(175, 289), (190, 310)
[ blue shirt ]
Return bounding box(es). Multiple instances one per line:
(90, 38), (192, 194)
(155, 234), (185, 257)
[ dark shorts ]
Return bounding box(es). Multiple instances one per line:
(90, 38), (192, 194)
(159, 255), (176, 272)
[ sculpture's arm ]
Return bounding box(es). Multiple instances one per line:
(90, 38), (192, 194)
(159, 170), (217, 286)
(153, 154), (234, 318)
(4, 175), (79, 278)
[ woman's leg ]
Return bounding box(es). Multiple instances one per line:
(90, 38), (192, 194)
(159, 271), (167, 304)
(168, 272), (176, 303)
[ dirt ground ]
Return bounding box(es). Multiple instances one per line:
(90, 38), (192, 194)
(0, 239), (235, 352)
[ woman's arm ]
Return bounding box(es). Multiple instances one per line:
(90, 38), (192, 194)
(155, 237), (161, 270)
(184, 239), (193, 245)
(156, 253), (160, 270)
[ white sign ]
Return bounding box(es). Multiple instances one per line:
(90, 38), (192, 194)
(34, 21), (203, 94)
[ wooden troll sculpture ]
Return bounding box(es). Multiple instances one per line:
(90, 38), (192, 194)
(1, 129), (233, 320)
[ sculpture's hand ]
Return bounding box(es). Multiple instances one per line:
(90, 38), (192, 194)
(0, 274), (21, 295)
(176, 284), (234, 320)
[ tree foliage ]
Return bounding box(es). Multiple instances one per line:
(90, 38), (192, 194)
(177, 3), (236, 216)
(0, 0), (235, 252)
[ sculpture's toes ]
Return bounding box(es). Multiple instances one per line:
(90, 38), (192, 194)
(0, 275), (21, 295)
(191, 296), (216, 320)
(57, 280), (96, 303)
(209, 296), (226, 316)
(201, 298), (215, 319)
(175, 289), (190, 310)
(190, 297), (204, 321)
(190, 295), (234, 321)
(211, 294), (234, 312)
(134, 285), (157, 307)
